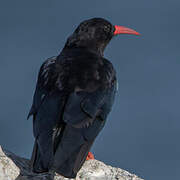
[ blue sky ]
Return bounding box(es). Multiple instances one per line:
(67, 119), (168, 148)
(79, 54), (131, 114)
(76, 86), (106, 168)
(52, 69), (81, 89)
(0, 1), (180, 179)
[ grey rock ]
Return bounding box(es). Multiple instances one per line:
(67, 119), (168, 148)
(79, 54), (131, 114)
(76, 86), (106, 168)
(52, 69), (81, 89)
(0, 146), (144, 180)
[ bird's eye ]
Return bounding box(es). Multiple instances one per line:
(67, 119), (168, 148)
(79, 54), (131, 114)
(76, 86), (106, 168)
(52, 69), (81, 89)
(103, 25), (110, 33)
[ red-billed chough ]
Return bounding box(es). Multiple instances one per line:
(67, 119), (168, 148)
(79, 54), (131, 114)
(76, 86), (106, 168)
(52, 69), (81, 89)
(28, 17), (139, 178)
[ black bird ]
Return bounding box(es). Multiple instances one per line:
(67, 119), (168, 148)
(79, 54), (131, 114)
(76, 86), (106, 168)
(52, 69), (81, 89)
(28, 18), (139, 178)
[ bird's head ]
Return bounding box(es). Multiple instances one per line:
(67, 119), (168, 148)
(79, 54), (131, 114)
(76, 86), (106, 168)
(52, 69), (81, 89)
(64, 18), (140, 56)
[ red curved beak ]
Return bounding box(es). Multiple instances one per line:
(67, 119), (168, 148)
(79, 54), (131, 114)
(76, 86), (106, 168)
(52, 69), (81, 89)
(114, 25), (140, 36)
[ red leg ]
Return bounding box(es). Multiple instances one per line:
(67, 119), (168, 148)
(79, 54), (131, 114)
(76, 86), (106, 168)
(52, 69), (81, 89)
(86, 152), (95, 160)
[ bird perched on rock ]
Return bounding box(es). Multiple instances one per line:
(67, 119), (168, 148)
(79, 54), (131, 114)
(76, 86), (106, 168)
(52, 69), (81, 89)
(28, 17), (140, 178)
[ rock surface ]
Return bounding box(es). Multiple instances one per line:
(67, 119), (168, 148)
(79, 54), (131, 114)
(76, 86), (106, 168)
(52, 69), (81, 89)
(0, 146), (144, 180)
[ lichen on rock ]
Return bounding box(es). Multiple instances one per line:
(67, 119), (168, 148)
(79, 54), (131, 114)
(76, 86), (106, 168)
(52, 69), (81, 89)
(0, 146), (144, 180)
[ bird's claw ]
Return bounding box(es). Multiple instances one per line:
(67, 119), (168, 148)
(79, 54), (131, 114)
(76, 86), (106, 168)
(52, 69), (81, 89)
(86, 152), (95, 160)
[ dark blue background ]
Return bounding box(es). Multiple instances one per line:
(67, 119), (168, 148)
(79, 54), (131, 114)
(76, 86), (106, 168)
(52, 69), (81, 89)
(0, 1), (180, 179)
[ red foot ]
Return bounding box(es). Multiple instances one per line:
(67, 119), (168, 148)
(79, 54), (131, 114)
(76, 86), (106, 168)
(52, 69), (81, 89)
(86, 152), (95, 160)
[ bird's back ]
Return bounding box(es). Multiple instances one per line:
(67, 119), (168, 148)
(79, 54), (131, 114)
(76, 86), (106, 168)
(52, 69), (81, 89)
(29, 47), (117, 177)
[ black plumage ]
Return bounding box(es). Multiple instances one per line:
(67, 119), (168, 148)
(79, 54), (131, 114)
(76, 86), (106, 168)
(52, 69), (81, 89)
(28, 17), (139, 178)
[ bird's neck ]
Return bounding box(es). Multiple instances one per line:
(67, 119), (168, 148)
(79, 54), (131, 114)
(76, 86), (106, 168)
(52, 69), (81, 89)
(87, 43), (105, 57)
(60, 46), (103, 59)
(64, 36), (106, 57)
